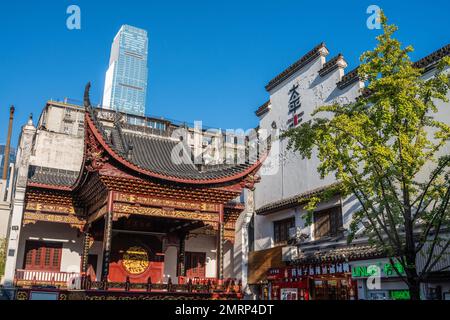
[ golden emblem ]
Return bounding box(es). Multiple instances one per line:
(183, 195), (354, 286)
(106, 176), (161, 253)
(122, 246), (150, 275)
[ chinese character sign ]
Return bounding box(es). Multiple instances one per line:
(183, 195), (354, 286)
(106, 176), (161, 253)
(288, 84), (301, 112)
(287, 84), (303, 128)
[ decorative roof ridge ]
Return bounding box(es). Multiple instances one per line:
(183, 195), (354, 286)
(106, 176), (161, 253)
(255, 100), (271, 117)
(337, 43), (450, 90)
(413, 43), (450, 71)
(256, 182), (341, 215)
(292, 242), (385, 264)
(318, 54), (346, 77)
(265, 42), (327, 92)
(336, 66), (360, 90)
(123, 129), (175, 142)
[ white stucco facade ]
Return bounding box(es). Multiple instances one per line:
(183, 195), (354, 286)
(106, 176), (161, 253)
(253, 45), (363, 251)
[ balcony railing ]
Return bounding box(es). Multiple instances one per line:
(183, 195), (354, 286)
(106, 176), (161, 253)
(14, 270), (242, 295)
(84, 277), (242, 294)
(15, 270), (80, 288)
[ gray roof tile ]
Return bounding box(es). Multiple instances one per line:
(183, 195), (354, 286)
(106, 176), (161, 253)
(28, 165), (79, 187)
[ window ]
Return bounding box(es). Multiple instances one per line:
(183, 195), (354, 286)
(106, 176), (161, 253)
(273, 217), (295, 245)
(313, 206), (343, 240)
(23, 241), (63, 271)
(185, 252), (206, 278)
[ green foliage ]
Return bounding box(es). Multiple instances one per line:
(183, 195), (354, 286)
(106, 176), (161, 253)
(0, 238), (6, 276)
(283, 12), (450, 283)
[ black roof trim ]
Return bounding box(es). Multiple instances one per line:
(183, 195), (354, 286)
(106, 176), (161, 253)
(336, 67), (360, 90)
(256, 182), (341, 215)
(413, 43), (450, 71)
(255, 100), (270, 117)
(265, 43), (327, 92)
(318, 54), (344, 77)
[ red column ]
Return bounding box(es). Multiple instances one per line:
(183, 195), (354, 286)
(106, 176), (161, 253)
(101, 191), (114, 282)
(216, 204), (224, 284)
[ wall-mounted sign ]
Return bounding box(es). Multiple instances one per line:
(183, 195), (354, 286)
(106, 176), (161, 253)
(288, 84), (301, 112)
(287, 84), (303, 128)
(390, 290), (410, 300)
(122, 246), (150, 275)
(268, 263), (350, 279)
(351, 261), (405, 278)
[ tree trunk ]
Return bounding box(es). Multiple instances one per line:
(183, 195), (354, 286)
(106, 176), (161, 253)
(405, 255), (421, 300)
(407, 277), (421, 300)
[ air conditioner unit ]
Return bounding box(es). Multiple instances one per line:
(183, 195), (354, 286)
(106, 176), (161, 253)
(282, 246), (298, 262)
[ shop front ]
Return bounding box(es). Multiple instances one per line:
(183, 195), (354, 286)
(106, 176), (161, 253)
(267, 262), (357, 300)
(350, 258), (410, 300)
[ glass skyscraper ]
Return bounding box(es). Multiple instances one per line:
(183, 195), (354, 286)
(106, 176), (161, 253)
(102, 25), (148, 116)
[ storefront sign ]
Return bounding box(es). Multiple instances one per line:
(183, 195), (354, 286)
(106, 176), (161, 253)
(390, 290), (410, 300)
(268, 263), (350, 280)
(351, 261), (405, 279)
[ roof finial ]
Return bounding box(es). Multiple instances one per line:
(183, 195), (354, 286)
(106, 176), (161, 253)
(84, 82), (92, 109)
(27, 113), (33, 125)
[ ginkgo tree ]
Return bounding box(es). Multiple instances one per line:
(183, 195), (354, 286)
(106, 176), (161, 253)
(283, 13), (450, 300)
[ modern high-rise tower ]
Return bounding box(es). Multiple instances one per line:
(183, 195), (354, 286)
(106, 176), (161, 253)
(102, 25), (148, 116)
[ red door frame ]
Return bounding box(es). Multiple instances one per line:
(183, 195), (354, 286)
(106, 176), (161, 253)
(185, 252), (206, 278)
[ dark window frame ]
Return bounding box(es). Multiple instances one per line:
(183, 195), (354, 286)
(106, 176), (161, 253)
(273, 217), (296, 245)
(313, 206), (343, 240)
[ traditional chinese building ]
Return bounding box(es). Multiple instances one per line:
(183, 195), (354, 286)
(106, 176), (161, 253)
(3, 84), (266, 298)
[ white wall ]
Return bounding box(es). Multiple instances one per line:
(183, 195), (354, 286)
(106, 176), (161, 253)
(256, 53), (362, 211)
(30, 130), (83, 172)
(252, 48), (450, 254)
(163, 246), (178, 283)
(253, 47), (363, 252)
(185, 234), (217, 278)
(0, 202), (11, 239)
(16, 222), (83, 273)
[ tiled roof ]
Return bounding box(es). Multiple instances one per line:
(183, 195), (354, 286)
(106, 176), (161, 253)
(336, 66), (360, 90)
(265, 43), (327, 92)
(293, 244), (384, 264)
(318, 54), (344, 77)
(413, 43), (450, 71)
(256, 182), (341, 215)
(28, 165), (79, 187)
(336, 44), (450, 90)
(255, 100), (270, 117)
(87, 106), (265, 182)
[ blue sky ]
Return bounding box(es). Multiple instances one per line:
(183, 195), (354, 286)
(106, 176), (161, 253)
(0, 0), (449, 144)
